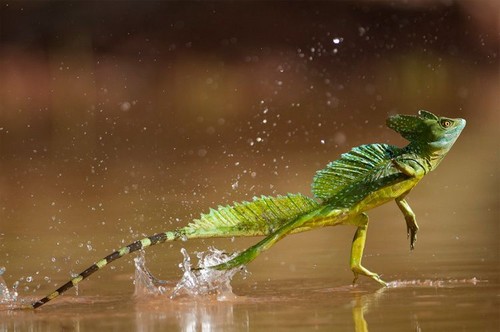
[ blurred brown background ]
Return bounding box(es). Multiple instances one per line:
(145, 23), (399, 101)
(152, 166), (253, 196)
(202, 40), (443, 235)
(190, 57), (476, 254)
(0, 1), (498, 293)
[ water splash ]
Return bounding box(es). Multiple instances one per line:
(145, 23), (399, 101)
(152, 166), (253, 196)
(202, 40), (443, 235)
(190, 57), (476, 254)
(134, 250), (173, 296)
(0, 267), (18, 305)
(134, 247), (245, 301)
(171, 247), (244, 300)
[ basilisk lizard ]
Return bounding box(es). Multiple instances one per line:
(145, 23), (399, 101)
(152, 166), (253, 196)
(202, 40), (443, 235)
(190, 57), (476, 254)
(31, 110), (465, 308)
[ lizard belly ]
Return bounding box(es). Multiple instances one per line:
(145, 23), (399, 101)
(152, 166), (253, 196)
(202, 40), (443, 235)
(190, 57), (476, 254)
(353, 177), (421, 213)
(290, 206), (350, 234)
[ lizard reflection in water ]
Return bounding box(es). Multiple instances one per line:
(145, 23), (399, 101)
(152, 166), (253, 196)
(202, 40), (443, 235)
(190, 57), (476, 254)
(31, 110), (466, 309)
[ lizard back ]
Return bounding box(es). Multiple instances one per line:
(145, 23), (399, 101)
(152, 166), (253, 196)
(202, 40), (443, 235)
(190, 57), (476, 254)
(312, 143), (405, 207)
(183, 194), (320, 238)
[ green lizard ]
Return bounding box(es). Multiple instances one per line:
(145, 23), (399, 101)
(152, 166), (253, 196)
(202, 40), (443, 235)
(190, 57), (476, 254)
(31, 110), (465, 308)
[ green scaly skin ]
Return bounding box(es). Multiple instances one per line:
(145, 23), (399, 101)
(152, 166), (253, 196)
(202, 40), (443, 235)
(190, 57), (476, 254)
(30, 110), (465, 309)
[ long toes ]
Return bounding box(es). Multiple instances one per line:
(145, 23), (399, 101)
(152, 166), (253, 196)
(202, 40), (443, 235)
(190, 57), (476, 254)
(372, 275), (388, 287)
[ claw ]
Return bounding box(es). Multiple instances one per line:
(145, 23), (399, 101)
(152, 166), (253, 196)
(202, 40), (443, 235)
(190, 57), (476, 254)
(405, 218), (418, 250)
(410, 232), (417, 250)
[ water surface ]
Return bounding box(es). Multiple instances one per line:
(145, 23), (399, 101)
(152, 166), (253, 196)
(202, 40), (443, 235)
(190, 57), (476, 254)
(0, 2), (498, 331)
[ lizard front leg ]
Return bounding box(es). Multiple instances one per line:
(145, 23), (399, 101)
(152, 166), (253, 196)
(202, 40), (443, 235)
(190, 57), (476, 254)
(349, 213), (387, 287)
(395, 192), (419, 250)
(391, 156), (426, 250)
(391, 155), (428, 178)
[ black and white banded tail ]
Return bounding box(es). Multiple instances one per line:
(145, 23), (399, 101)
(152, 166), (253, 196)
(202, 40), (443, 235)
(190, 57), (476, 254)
(31, 231), (179, 308)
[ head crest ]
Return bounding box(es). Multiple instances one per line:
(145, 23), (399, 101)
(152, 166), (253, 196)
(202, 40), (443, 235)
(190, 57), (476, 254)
(386, 110), (437, 141)
(417, 110), (438, 120)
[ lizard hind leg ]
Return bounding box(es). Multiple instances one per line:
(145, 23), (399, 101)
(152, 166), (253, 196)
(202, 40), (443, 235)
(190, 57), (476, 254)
(349, 213), (387, 287)
(209, 231), (283, 271)
(208, 213), (311, 271)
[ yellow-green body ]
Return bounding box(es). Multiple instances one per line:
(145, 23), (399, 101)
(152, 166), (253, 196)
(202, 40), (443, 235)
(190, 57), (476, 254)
(31, 110), (465, 308)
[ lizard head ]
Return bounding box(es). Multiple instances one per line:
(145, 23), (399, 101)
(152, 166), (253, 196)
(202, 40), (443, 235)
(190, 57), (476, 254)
(387, 110), (466, 168)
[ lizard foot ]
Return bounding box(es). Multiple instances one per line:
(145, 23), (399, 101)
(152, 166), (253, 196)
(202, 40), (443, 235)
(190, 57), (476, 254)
(351, 267), (388, 287)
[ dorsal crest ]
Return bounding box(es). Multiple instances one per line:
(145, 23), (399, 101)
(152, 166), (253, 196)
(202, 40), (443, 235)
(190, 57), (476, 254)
(312, 144), (398, 201)
(185, 194), (319, 236)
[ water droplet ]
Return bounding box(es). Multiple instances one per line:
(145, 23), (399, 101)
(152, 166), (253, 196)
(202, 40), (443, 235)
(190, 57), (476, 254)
(197, 149), (207, 157)
(333, 132), (346, 145)
(332, 37), (343, 44)
(120, 101), (131, 111)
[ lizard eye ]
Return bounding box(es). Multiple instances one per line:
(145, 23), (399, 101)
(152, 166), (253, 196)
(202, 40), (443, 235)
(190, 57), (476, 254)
(440, 119), (453, 128)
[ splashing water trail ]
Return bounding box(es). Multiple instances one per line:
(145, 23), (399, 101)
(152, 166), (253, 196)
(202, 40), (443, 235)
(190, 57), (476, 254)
(386, 277), (482, 288)
(0, 267), (18, 307)
(134, 250), (176, 296)
(134, 248), (245, 301)
(172, 247), (244, 300)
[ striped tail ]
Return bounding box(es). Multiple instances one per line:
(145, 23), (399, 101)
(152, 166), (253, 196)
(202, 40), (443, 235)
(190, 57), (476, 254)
(31, 231), (180, 309)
